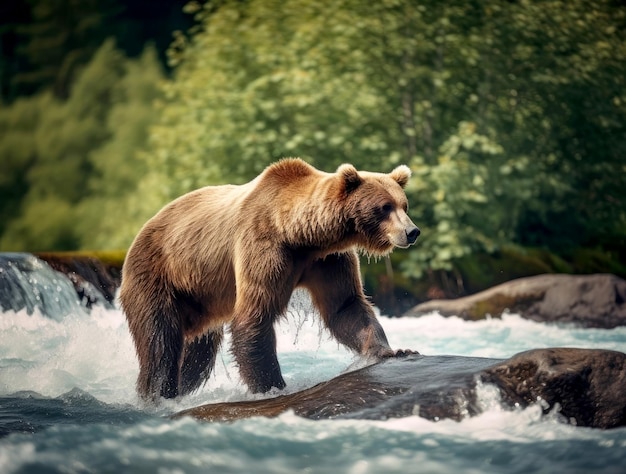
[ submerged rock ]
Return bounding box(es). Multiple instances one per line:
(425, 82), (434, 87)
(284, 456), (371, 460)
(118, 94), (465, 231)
(405, 274), (626, 328)
(174, 348), (626, 429)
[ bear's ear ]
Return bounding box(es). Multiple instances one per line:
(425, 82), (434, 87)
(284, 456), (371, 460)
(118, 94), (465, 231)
(337, 163), (362, 193)
(389, 165), (411, 188)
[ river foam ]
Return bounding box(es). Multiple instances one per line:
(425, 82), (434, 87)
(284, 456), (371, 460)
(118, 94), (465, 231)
(1, 290), (626, 473)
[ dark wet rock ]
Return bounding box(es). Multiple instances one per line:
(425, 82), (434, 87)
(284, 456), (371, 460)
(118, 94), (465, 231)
(482, 348), (626, 429)
(0, 253), (88, 318)
(173, 354), (495, 423)
(174, 348), (626, 429)
(0, 252), (121, 316)
(36, 252), (122, 306)
(404, 274), (626, 328)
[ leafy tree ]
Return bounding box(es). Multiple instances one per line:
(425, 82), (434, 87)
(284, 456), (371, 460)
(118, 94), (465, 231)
(132, 0), (626, 278)
(143, 0), (410, 199)
(471, 0), (626, 252)
(4, 0), (624, 278)
(12, 0), (122, 98)
(0, 1), (30, 100)
(0, 92), (47, 239)
(401, 122), (540, 277)
(76, 45), (165, 249)
(0, 39), (164, 251)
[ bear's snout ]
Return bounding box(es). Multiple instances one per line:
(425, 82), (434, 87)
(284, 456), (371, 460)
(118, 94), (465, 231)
(406, 226), (420, 245)
(386, 211), (420, 249)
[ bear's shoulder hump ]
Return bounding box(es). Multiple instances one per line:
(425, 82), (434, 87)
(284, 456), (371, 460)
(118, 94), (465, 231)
(264, 158), (317, 182)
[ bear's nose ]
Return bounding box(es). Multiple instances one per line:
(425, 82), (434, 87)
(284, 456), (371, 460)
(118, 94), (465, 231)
(406, 226), (420, 245)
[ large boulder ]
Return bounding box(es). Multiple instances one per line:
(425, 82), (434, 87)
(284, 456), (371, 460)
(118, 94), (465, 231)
(404, 274), (626, 328)
(174, 348), (626, 429)
(482, 348), (626, 429)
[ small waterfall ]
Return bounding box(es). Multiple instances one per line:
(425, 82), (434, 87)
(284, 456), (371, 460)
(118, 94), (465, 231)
(0, 253), (110, 320)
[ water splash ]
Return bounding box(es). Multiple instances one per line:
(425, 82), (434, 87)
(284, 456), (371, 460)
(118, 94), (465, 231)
(1, 291), (626, 473)
(0, 253), (91, 321)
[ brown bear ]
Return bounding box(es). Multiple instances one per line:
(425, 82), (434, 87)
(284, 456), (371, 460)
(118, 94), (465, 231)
(120, 158), (420, 402)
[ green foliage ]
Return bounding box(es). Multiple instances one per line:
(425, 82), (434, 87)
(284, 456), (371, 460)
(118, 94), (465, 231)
(475, 0), (626, 251)
(402, 122), (505, 276)
(135, 0), (625, 278)
(76, 45), (165, 249)
(0, 39), (164, 251)
(12, 0), (122, 98)
(2, 0), (625, 289)
(2, 196), (80, 251)
(0, 92), (45, 233)
(146, 0), (399, 199)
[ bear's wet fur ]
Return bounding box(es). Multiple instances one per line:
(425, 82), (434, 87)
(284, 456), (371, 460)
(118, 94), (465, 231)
(120, 158), (419, 402)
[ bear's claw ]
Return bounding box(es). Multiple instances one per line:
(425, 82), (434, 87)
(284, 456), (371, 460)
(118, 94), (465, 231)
(390, 348), (420, 357)
(375, 348), (420, 359)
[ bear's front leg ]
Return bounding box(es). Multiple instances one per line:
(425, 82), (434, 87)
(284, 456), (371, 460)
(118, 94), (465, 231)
(230, 244), (291, 393)
(302, 252), (418, 359)
(328, 294), (398, 358)
(327, 295), (417, 359)
(230, 314), (286, 393)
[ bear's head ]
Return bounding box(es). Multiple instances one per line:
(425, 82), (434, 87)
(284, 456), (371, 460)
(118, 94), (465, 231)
(337, 163), (420, 255)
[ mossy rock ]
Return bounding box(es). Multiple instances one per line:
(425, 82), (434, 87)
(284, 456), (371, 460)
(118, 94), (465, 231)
(406, 273), (626, 328)
(363, 244), (625, 311)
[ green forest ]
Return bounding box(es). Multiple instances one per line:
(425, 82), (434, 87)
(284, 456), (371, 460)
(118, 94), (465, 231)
(1, 0), (625, 299)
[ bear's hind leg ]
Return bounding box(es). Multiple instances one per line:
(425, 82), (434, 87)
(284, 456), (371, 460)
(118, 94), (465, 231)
(180, 329), (224, 395)
(133, 309), (184, 401)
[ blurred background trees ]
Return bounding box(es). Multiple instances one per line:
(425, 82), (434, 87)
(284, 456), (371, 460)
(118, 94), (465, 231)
(1, 0), (625, 298)
(0, 39), (165, 250)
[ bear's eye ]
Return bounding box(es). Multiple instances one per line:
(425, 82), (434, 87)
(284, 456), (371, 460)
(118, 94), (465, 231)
(381, 203), (393, 214)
